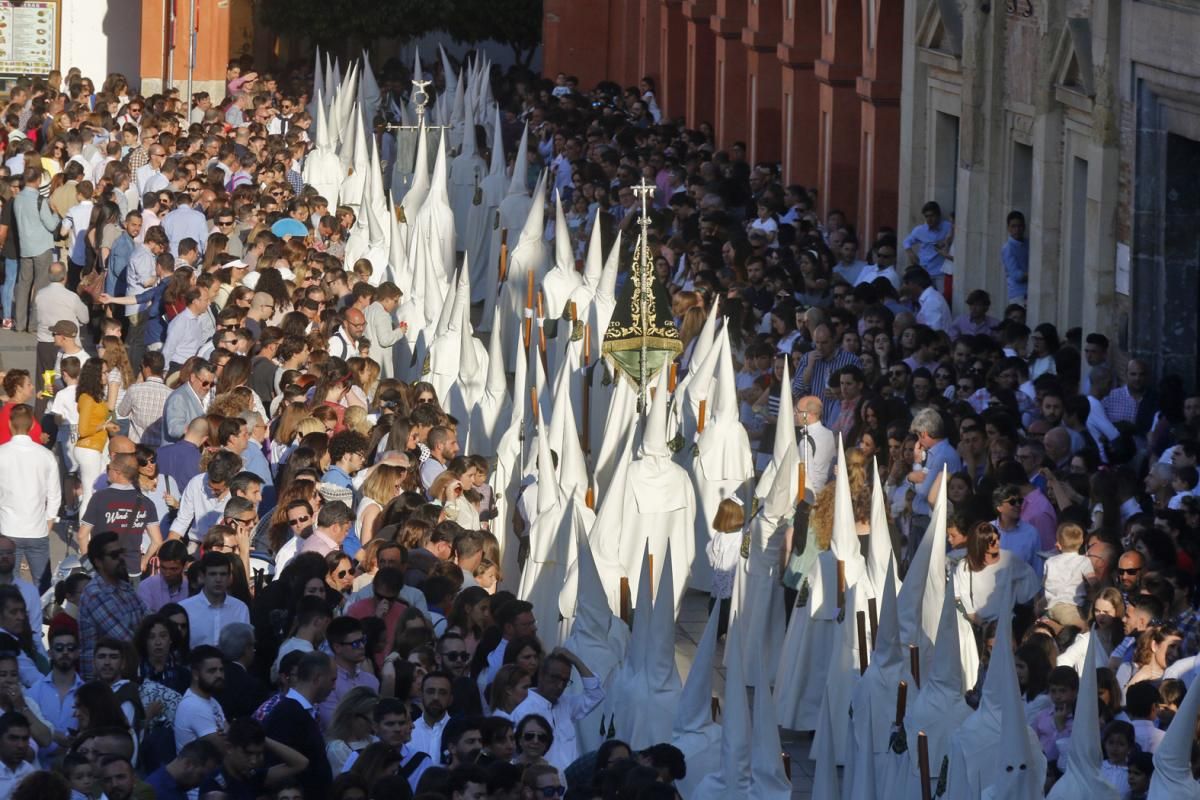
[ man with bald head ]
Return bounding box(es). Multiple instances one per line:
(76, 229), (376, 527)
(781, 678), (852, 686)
(1115, 550), (1145, 597)
(244, 291), (276, 338)
(1102, 358), (1158, 435)
(794, 395), (835, 498)
(328, 308), (366, 360)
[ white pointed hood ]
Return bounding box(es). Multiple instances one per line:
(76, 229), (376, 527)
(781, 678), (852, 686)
(534, 410), (561, 517)
(549, 362), (588, 505)
(638, 363), (672, 460)
(1149, 668), (1200, 799)
(671, 602), (723, 800)
(582, 214), (605, 287)
(762, 437), (800, 524)
(564, 526), (626, 661)
(750, 661), (792, 800)
(589, 419), (636, 610)
(311, 85), (329, 149)
(903, 573), (973, 799)
(696, 327), (754, 480)
(850, 560), (904, 764)
(517, 169), (548, 247)
(488, 105), (506, 176)
(984, 605), (1048, 799)
(757, 358), (795, 499)
(400, 120), (432, 220)
(585, 229), (622, 364)
(811, 687), (842, 800)
(895, 470), (952, 687)
(312, 48), (324, 113)
(507, 124), (530, 197)
(302, 86), (342, 209)
(359, 50), (381, 118)
(1046, 633), (1120, 799)
(448, 68), (466, 149)
(691, 620), (752, 800)
(467, 304), (513, 455)
(543, 189), (583, 320)
(831, 434), (867, 588)
(864, 461), (897, 599)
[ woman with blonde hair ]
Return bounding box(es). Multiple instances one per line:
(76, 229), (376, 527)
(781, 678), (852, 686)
(342, 406), (372, 438)
(677, 305), (708, 376)
(356, 464), (408, 546)
(782, 447), (872, 588)
(269, 402), (312, 465)
(99, 336), (133, 432)
(324, 686), (379, 773)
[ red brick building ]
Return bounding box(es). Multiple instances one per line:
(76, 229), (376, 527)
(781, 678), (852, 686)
(542, 0), (905, 236)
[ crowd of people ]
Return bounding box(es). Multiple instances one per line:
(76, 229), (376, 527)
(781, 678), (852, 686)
(0, 45), (1193, 800)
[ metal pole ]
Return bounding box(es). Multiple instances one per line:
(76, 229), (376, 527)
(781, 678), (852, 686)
(185, 0), (196, 106)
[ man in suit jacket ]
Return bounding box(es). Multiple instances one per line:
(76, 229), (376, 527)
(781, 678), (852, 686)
(364, 282), (407, 380)
(215, 622), (269, 721)
(263, 651), (334, 798)
(162, 361), (214, 443)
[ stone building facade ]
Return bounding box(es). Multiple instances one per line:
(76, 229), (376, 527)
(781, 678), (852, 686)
(899, 0), (1200, 386)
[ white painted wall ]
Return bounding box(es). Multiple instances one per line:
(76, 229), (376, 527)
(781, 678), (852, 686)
(58, 0), (142, 84)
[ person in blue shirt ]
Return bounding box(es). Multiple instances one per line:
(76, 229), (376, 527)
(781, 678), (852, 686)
(903, 200), (954, 286)
(906, 407), (963, 560)
(991, 483), (1043, 575)
(145, 738), (223, 800)
(321, 430), (369, 491)
(1001, 210), (1029, 304)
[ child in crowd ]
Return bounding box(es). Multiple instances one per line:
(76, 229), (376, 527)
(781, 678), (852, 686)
(1126, 751), (1154, 800)
(63, 752), (97, 800)
(1031, 666), (1079, 763)
(706, 497), (745, 638)
(1042, 522), (1093, 628)
(473, 559), (499, 594)
(1168, 465), (1198, 509)
(1099, 720), (1135, 797)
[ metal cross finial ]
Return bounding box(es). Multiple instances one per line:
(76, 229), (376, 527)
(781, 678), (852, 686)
(632, 177), (655, 220)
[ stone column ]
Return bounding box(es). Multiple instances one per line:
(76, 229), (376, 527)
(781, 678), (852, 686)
(778, 1), (822, 188)
(743, 0), (784, 164)
(659, 0), (690, 119)
(857, 0), (905, 237)
(139, 0), (230, 97)
(611, 0), (644, 87)
(711, 0), (750, 146)
(816, 0), (864, 219)
(684, 0), (718, 128)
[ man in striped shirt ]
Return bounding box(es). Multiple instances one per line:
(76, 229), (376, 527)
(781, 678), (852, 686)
(791, 322), (860, 425)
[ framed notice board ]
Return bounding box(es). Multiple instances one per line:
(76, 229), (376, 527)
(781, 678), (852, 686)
(0, 0), (59, 76)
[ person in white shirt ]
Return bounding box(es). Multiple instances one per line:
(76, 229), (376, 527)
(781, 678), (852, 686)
(170, 451), (239, 544)
(409, 672), (452, 760)
(179, 553), (250, 649)
(903, 267), (952, 332)
(60, 182), (95, 282)
(476, 601), (537, 709)
(510, 647), (605, 772)
(0, 408), (60, 587)
(1042, 523), (1094, 629)
(173, 644), (228, 749)
(0, 712), (34, 798)
(162, 288), (210, 370)
(796, 396), (835, 498)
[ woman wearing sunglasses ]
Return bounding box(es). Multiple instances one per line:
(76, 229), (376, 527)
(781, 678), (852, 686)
(134, 444), (180, 527)
(325, 551), (355, 610)
(513, 714), (555, 769)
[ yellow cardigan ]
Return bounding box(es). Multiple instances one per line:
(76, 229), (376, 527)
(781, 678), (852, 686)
(76, 394), (110, 452)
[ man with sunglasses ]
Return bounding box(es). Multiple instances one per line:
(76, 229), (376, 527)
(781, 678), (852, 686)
(437, 632), (482, 716)
(316, 617), (379, 729)
(27, 627), (81, 765)
(511, 648), (603, 771)
(78, 531), (147, 680)
(162, 357), (214, 441)
(991, 483), (1041, 574)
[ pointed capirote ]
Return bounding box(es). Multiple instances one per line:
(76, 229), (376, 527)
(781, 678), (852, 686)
(534, 412), (561, 517)
(811, 689), (842, 800)
(1149, 668), (1200, 798)
(640, 362), (672, 459)
(986, 606), (1048, 799)
(507, 123), (530, 197)
(401, 119), (432, 218)
(757, 357), (795, 499)
(488, 105), (506, 176)
(830, 433), (866, 588)
(749, 659), (792, 800)
(1046, 632), (1120, 799)
(311, 48), (324, 116)
(865, 460), (896, 598)
(582, 212), (605, 287)
(517, 169), (548, 247)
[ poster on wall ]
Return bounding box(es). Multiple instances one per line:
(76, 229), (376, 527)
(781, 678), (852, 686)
(0, 1), (58, 76)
